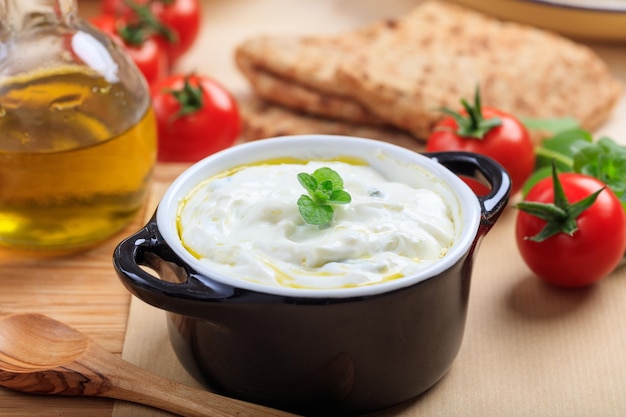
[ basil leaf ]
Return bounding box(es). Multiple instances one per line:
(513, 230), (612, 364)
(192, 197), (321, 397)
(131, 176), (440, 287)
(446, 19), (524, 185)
(573, 137), (626, 204)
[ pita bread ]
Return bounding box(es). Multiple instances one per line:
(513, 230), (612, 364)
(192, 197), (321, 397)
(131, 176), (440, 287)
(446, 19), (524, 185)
(239, 98), (423, 152)
(235, 25), (387, 125)
(236, 54), (382, 125)
(235, 23), (389, 96)
(236, 1), (623, 140)
(336, 1), (623, 138)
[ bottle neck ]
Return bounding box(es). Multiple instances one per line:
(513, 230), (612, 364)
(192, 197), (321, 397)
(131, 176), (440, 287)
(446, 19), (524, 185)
(0, 0), (77, 33)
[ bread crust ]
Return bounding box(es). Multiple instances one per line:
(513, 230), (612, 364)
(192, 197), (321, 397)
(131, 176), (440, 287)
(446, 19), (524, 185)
(236, 1), (623, 140)
(337, 1), (623, 138)
(239, 98), (422, 152)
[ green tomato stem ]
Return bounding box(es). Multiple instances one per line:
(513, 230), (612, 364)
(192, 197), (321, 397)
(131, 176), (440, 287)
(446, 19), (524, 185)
(534, 146), (574, 169)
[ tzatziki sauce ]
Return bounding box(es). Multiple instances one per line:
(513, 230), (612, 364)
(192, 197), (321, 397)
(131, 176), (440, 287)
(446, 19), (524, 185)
(177, 160), (457, 289)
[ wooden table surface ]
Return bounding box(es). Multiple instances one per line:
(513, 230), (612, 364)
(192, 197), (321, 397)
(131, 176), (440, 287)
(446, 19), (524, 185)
(0, 163), (190, 417)
(1, 1), (626, 416)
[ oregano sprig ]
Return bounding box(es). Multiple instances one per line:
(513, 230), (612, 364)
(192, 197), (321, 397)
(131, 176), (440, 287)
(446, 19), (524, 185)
(297, 167), (351, 225)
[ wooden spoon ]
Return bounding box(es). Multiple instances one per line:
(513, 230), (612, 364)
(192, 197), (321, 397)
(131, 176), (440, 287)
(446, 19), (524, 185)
(0, 313), (298, 417)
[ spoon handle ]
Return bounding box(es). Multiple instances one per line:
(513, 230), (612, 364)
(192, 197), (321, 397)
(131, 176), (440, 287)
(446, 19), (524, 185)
(85, 342), (299, 417)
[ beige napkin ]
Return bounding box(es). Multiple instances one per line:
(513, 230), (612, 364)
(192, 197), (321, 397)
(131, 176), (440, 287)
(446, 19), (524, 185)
(112, 206), (626, 417)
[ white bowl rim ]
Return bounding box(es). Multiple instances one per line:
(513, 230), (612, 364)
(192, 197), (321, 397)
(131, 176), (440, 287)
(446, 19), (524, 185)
(524, 0), (626, 13)
(156, 135), (483, 299)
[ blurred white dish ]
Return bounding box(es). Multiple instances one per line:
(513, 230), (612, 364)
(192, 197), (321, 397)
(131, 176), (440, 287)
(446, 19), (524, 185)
(451, 0), (626, 42)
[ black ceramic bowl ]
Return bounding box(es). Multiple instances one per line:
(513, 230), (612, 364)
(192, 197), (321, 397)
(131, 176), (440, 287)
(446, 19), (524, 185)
(113, 135), (510, 416)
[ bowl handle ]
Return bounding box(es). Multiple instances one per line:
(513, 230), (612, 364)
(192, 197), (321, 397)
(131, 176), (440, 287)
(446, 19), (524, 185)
(424, 151), (511, 233)
(112, 215), (242, 314)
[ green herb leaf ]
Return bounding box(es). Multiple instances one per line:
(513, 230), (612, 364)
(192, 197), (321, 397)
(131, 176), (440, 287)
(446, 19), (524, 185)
(312, 167), (344, 190)
(297, 195), (334, 225)
(534, 128), (592, 174)
(525, 130), (626, 209)
(297, 167), (352, 225)
(317, 180), (335, 199)
(523, 128), (596, 198)
(297, 173), (317, 194)
(329, 190), (352, 204)
(573, 137), (626, 208)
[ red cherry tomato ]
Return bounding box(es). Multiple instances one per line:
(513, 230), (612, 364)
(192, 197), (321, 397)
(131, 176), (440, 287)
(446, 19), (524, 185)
(516, 173), (626, 287)
(426, 93), (535, 196)
(101, 0), (127, 15)
(150, 0), (200, 63)
(101, 0), (201, 64)
(90, 15), (168, 85)
(151, 74), (240, 162)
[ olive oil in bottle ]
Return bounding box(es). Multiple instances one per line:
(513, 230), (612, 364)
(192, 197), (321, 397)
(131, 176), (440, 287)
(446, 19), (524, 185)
(0, 69), (156, 250)
(0, 0), (156, 251)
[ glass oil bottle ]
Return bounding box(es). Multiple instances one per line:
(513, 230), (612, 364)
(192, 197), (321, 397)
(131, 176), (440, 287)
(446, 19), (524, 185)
(0, 0), (157, 251)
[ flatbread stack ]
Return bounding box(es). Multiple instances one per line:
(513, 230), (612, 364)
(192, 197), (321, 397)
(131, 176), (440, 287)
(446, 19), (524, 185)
(240, 98), (420, 150)
(235, 0), (623, 146)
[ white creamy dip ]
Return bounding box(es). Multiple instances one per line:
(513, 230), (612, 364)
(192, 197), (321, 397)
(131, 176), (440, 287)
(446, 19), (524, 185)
(177, 160), (457, 289)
